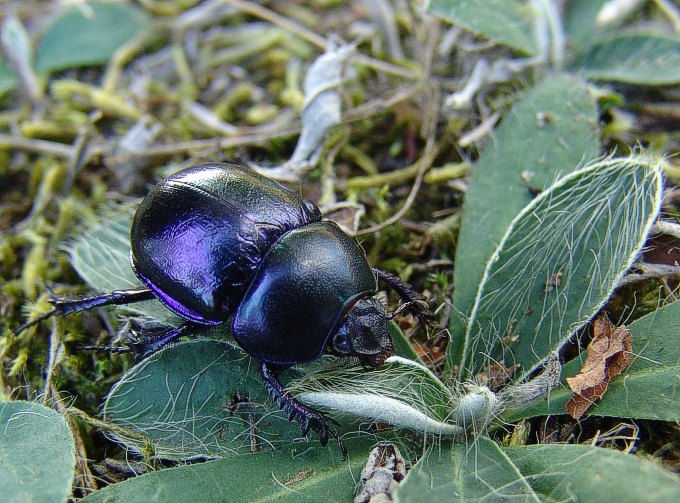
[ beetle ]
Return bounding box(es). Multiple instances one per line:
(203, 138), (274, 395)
(18, 162), (429, 453)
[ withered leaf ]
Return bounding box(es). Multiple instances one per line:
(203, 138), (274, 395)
(566, 314), (633, 419)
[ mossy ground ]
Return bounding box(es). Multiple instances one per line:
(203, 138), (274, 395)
(1, 0), (680, 495)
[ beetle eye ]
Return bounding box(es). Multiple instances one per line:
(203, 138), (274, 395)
(332, 332), (352, 354)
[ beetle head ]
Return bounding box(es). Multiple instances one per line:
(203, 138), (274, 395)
(328, 298), (392, 369)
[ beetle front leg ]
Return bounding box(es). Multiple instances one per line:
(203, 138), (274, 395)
(258, 361), (347, 458)
(372, 268), (434, 321)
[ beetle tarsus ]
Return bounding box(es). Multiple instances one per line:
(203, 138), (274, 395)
(80, 322), (197, 359)
(372, 268), (435, 323)
(79, 344), (132, 354)
(14, 308), (59, 335)
(329, 428), (349, 461)
(300, 411), (348, 459)
(259, 361), (346, 455)
(125, 322), (196, 358)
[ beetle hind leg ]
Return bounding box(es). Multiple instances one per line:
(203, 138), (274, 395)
(15, 287), (155, 335)
(258, 361), (348, 459)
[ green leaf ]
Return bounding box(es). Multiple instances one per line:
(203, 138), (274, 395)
(290, 356), (465, 435)
(80, 437), (373, 503)
(428, 0), (538, 55)
(506, 299), (680, 422)
(0, 401), (75, 503)
(505, 444), (680, 502)
(462, 156), (662, 378)
(35, 1), (149, 75)
(0, 59), (18, 98)
(447, 75), (600, 375)
(564, 0), (612, 54)
(66, 208), (179, 324)
(103, 339), (302, 460)
(1, 17), (33, 74)
(394, 437), (539, 502)
(574, 32), (680, 85)
(388, 321), (421, 362)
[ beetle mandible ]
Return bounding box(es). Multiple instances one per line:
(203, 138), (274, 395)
(18, 162), (429, 453)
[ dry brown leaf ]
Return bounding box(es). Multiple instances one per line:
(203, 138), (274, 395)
(565, 314), (633, 419)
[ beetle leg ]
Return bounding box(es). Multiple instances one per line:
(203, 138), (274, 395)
(258, 361), (348, 458)
(371, 268), (434, 322)
(15, 287), (155, 335)
(83, 322), (197, 359)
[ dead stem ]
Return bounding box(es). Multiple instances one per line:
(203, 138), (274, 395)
(344, 161), (468, 190)
(50, 388), (99, 495)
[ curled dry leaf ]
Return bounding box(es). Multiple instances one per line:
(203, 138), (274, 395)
(263, 41), (354, 181)
(566, 315), (633, 420)
(322, 201), (365, 235)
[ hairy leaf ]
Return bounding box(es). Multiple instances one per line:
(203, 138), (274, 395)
(574, 32), (680, 85)
(462, 156), (662, 378)
(394, 437), (539, 502)
(428, 0), (538, 55)
(505, 444), (680, 502)
(0, 401), (75, 503)
(290, 356), (465, 435)
(447, 75), (600, 375)
(35, 1), (149, 75)
(103, 339), (301, 460)
(81, 437), (373, 503)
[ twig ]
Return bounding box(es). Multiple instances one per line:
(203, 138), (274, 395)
(618, 262), (680, 286)
(458, 111), (501, 147)
(63, 111), (102, 196)
(3, 87), (427, 166)
(344, 161), (467, 190)
(652, 220), (680, 240)
(103, 29), (160, 92)
(356, 87), (440, 236)
(319, 127), (351, 207)
(225, 0), (327, 49)
(51, 391), (99, 494)
(342, 84), (424, 122)
(0, 133), (74, 157)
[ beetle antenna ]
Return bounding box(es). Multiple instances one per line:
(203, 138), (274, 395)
(14, 308), (59, 336)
